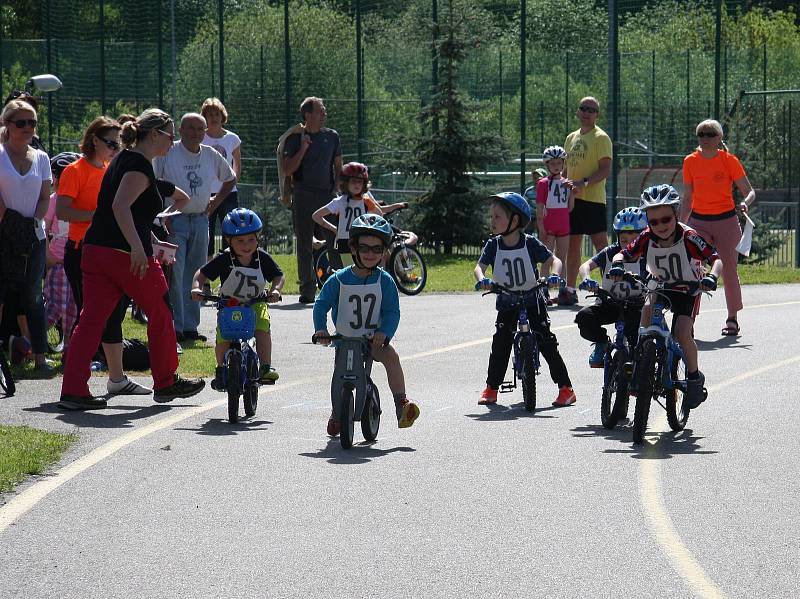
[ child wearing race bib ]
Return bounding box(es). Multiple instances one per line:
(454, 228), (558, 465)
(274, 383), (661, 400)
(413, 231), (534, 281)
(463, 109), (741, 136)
(575, 207), (648, 368)
(191, 208), (284, 390)
(312, 162), (382, 270)
(609, 184), (722, 409)
(474, 192), (577, 407)
(313, 214), (420, 436)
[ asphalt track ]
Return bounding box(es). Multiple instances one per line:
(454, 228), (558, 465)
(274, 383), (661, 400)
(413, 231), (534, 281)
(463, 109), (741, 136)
(1, 284), (799, 598)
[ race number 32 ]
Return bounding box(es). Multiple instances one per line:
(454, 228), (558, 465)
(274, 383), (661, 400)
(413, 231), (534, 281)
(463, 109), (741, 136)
(348, 293), (378, 330)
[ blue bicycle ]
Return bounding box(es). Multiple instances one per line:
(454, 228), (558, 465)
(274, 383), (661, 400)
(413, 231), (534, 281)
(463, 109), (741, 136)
(480, 279), (553, 412)
(629, 278), (709, 444)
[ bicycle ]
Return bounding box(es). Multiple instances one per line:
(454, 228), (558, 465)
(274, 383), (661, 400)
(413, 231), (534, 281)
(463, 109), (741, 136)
(627, 277), (709, 444)
(199, 292), (272, 423)
(479, 279), (553, 412)
(0, 340), (15, 396)
(312, 332), (381, 450)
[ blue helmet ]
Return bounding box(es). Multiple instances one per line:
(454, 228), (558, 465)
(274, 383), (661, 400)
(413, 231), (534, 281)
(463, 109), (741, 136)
(222, 208), (263, 237)
(349, 213), (393, 246)
(613, 207), (648, 232)
(489, 191), (532, 228)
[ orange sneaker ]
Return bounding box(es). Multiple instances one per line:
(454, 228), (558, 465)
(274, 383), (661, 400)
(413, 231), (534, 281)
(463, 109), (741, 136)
(552, 386), (577, 407)
(396, 398), (420, 428)
(478, 386), (498, 405)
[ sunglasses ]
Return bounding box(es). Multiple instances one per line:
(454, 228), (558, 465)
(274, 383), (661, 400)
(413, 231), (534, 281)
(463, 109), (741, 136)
(356, 243), (385, 255)
(697, 131), (719, 138)
(578, 105), (598, 114)
(98, 137), (120, 151)
(157, 128), (175, 141)
(12, 118), (37, 129)
(648, 215), (675, 226)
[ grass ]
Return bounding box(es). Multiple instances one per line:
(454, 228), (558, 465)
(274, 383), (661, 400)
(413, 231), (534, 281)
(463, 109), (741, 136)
(0, 425), (77, 493)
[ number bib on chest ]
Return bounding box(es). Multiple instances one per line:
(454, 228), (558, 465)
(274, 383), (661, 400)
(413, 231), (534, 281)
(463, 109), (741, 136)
(646, 239), (701, 283)
(493, 246), (537, 291)
(545, 179), (570, 209)
(336, 199), (367, 241)
(335, 280), (382, 337)
(220, 263), (266, 302)
(601, 259), (645, 300)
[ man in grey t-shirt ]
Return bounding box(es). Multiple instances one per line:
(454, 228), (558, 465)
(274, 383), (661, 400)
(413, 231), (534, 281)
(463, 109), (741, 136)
(283, 96), (342, 303)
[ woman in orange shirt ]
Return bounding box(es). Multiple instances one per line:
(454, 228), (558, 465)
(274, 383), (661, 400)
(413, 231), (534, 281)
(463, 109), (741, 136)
(680, 119), (756, 337)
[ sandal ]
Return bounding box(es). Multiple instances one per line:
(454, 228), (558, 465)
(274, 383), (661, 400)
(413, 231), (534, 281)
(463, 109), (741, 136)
(721, 318), (740, 336)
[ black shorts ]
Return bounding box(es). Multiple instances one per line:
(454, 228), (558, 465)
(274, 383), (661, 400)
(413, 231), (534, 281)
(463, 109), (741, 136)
(569, 198), (607, 235)
(659, 289), (700, 328)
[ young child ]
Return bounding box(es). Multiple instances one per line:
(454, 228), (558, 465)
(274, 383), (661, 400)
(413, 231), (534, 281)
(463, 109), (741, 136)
(609, 184), (722, 409)
(312, 162), (382, 270)
(474, 192), (577, 407)
(575, 207), (648, 367)
(313, 214), (420, 435)
(191, 208), (284, 389)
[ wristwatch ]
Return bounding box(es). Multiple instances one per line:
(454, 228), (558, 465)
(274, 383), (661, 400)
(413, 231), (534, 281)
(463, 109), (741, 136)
(582, 177), (589, 187)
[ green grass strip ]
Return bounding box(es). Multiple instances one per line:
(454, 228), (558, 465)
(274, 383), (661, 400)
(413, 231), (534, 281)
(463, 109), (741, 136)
(0, 426), (77, 494)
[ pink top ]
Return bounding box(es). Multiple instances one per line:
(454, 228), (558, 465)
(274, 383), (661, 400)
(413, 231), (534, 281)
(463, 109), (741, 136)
(44, 192), (69, 261)
(536, 176), (571, 235)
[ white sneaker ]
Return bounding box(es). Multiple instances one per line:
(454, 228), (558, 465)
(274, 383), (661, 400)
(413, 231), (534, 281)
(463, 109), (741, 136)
(177, 342), (183, 355)
(107, 375), (152, 396)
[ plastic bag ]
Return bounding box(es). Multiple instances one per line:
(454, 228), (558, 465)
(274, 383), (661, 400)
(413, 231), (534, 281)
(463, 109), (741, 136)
(736, 213), (755, 257)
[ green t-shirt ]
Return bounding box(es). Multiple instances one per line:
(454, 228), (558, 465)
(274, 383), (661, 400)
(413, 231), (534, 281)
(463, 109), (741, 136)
(564, 126), (613, 205)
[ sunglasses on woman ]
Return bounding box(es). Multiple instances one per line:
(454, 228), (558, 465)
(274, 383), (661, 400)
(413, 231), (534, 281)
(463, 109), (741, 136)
(357, 243), (385, 255)
(648, 215), (675, 226)
(12, 118), (37, 129)
(98, 137), (120, 151)
(578, 105), (598, 114)
(157, 128), (175, 141)
(697, 131), (719, 138)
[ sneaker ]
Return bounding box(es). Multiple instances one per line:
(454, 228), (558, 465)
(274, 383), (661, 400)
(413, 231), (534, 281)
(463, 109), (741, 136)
(557, 289), (579, 306)
(685, 371), (706, 409)
(396, 398), (420, 428)
(153, 375), (205, 403)
(176, 342), (183, 355)
(299, 295), (316, 305)
(182, 331), (208, 342)
(132, 306), (148, 325)
(58, 394), (107, 410)
(552, 386), (577, 406)
(210, 367), (225, 392)
(107, 375), (152, 396)
(9, 335), (31, 366)
(478, 386), (498, 405)
(589, 341), (608, 368)
(259, 364), (279, 383)
(327, 417), (341, 437)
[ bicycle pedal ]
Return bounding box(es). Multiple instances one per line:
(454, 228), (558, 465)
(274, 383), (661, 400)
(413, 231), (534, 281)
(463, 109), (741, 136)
(499, 383), (515, 393)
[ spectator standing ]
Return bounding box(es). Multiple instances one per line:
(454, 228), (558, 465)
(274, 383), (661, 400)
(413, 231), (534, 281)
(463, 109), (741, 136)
(155, 112), (235, 342)
(282, 97), (342, 303)
(562, 96), (613, 306)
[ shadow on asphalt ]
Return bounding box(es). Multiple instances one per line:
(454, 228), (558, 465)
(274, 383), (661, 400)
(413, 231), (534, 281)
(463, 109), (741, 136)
(695, 336), (752, 351)
(299, 439), (416, 464)
(23, 402), (193, 428)
(271, 303), (314, 311)
(571, 423), (719, 460)
(175, 417), (273, 435)
(465, 401), (563, 421)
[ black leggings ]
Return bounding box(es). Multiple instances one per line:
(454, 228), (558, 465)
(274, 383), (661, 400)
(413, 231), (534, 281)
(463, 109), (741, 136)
(575, 300), (641, 349)
(63, 240), (127, 344)
(486, 306), (572, 390)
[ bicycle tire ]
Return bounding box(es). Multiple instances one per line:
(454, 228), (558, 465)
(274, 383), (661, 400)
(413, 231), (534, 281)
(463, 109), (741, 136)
(47, 320), (64, 354)
(243, 352), (259, 417)
(340, 387), (355, 449)
(666, 354), (689, 431)
(227, 351), (242, 423)
(388, 245), (427, 296)
(314, 246), (333, 289)
(519, 335), (537, 413)
(361, 380), (380, 442)
(632, 340), (657, 444)
(0, 350), (15, 396)
(602, 351), (629, 430)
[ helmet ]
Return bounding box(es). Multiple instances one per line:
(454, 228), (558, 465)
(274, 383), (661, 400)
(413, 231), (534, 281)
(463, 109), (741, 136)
(222, 208), (263, 237)
(489, 191), (531, 228)
(534, 167), (548, 179)
(340, 161), (369, 183)
(640, 184), (681, 210)
(348, 213), (392, 246)
(542, 145), (567, 162)
(613, 207), (648, 232)
(50, 151), (81, 178)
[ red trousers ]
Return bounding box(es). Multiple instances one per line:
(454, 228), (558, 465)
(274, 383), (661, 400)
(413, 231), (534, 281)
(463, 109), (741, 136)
(61, 244), (178, 397)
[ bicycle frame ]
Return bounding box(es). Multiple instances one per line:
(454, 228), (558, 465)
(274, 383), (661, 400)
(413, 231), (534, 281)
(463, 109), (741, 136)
(330, 336), (376, 421)
(637, 294), (688, 395)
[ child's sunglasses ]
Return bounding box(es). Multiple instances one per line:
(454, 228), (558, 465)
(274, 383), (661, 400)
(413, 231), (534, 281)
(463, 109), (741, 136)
(357, 243), (385, 255)
(648, 215), (675, 226)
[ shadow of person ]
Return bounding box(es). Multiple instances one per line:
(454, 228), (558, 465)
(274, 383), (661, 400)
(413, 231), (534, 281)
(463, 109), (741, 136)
(299, 438), (416, 465)
(600, 427), (719, 460)
(175, 417), (273, 436)
(271, 302), (314, 311)
(23, 402), (192, 429)
(695, 336), (752, 351)
(465, 401), (558, 422)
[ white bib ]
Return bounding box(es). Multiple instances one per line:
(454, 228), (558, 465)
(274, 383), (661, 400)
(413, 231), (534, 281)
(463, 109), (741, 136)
(219, 259), (266, 302)
(601, 255), (645, 300)
(493, 245), (537, 291)
(336, 198), (367, 241)
(545, 178), (570, 209)
(335, 279), (383, 337)
(646, 238), (702, 284)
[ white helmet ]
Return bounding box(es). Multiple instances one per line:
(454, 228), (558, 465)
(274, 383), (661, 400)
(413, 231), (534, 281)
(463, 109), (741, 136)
(640, 184), (681, 210)
(542, 145), (567, 162)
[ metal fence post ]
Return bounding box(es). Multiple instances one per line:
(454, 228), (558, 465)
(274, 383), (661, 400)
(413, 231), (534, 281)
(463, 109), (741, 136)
(157, 0), (164, 109)
(46, 0), (53, 155)
(519, 0), (527, 194)
(260, 44), (266, 149)
(650, 50), (655, 168)
(686, 49), (690, 150)
(763, 41), (767, 173)
(218, 0), (225, 103)
(564, 51), (569, 137)
(714, 0), (722, 119)
(499, 47), (503, 138)
(356, 0), (364, 161)
(100, 0), (106, 114)
(211, 43), (216, 97)
(432, 0), (439, 134)
(608, 0), (619, 218)
(283, 0), (292, 128)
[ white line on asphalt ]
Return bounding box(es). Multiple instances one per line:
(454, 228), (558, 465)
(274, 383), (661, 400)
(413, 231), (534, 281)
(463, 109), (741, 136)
(280, 402), (306, 409)
(578, 408), (591, 414)
(434, 406), (453, 412)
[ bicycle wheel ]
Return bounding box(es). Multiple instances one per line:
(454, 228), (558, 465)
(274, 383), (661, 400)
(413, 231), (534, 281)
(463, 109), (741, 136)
(632, 340), (657, 444)
(388, 245), (427, 296)
(227, 351), (241, 423)
(340, 387), (355, 449)
(47, 320), (64, 354)
(519, 335), (537, 413)
(0, 349), (15, 396)
(361, 379), (381, 442)
(314, 247), (332, 289)
(243, 353), (259, 417)
(666, 354), (689, 431)
(601, 351), (629, 430)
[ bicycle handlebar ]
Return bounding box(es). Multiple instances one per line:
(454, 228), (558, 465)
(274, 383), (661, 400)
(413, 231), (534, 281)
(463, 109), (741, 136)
(195, 292), (276, 305)
(481, 278), (551, 297)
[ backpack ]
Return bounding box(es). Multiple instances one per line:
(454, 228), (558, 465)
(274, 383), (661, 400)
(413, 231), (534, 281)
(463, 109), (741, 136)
(122, 338), (150, 371)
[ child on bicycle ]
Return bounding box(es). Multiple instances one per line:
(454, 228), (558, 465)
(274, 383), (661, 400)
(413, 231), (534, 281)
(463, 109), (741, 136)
(575, 207), (648, 368)
(191, 208), (284, 389)
(609, 184), (722, 409)
(474, 192), (577, 407)
(313, 214), (420, 435)
(312, 162), (382, 270)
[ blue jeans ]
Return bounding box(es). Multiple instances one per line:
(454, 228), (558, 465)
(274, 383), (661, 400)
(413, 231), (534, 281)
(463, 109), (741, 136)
(22, 238), (48, 354)
(168, 213), (209, 334)
(207, 191), (239, 256)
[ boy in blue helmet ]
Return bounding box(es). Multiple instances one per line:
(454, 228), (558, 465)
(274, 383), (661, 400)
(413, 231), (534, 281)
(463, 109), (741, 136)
(313, 213), (420, 436)
(575, 207), (649, 367)
(474, 192), (577, 407)
(191, 208), (285, 389)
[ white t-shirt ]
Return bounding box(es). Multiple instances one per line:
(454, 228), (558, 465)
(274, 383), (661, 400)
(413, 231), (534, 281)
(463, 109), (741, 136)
(154, 142), (235, 213)
(203, 130), (241, 193)
(0, 144), (51, 240)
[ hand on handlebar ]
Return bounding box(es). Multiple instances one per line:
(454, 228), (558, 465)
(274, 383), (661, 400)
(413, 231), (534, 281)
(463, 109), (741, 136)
(546, 274), (563, 288)
(312, 330), (332, 346)
(190, 288), (203, 302)
(608, 262), (626, 280)
(700, 273), (718, 292)
(266, 290), (282, 303)
(578, 278), (599, 291)
(475, 277), (493, 291)
(371, 332), (387, 348)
